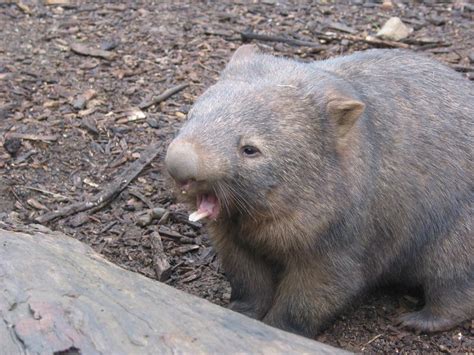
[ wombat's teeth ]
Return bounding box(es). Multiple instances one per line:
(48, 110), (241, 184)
(189, 210), (210, 222)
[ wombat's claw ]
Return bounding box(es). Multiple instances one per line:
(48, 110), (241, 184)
(397, 310), (457, 333)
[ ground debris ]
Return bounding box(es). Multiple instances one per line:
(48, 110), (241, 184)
(171, 244), (200, 256)
(69, 42), (116, 60)
(3, 138), (22, 156)
(72, 89), (97, 110)
(5, 133), (58, 143)
(35, 142), (162, 223)
(149, 231), (171, 281)
(1, 1), (472, 353)
(136, 207), (167, 227)
(241, 30), (324, 50)
(139, 84), (189, 110)
(322, 20), (357, 34)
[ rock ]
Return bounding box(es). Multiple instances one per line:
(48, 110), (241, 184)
(376, 17), (413, 41)
(136, 207), (167, 226)
(468, 51), (474, 64)
(100, 37), (121, 51)
(381, 0), (393, 10)
(72, 89), (97, 110)
(3, 137), (22, 157)
(68, 212), (89, 227)
(146, 115), (160, 128)
(428, 15), (446, 26)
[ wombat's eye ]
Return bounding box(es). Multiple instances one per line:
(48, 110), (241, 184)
(241, 145), (261, 157)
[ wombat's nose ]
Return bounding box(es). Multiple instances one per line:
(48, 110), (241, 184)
(165, 140), (200, 184)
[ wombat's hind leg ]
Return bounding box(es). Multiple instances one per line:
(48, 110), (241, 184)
(397, 285), (473, 333)
(397, 311), (452, 333)
(397, 307), (461, 333)
(399, 211), (473, 333)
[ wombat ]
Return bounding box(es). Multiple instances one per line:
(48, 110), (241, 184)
(165, 45), (473, 337)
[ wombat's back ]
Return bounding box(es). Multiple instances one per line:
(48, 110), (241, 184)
(320, 50), (473, 283)
(318, 49), (472, 201)
(318, 49), (472, 140)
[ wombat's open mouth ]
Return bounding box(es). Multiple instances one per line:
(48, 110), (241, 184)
(189, 193), (220, 222)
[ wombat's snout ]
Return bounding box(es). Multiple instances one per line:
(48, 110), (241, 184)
(165, 140), (200, 185)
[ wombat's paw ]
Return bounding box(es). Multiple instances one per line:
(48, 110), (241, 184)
(397, 309), (458, 333)
(263, 312), (316, 338)
(228, 300), (261, 319)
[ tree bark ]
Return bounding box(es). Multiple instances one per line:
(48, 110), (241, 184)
(0, 228), (347, 354)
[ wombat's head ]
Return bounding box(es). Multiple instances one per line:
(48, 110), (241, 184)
(166, 45), (365, 223)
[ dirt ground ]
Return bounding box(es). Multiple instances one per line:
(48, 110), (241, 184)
(1, 0), (473, 353)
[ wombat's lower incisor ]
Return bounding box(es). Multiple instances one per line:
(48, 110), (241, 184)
(165, 45), (473, 338)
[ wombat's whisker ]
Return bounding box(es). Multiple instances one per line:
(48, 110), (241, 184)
(224, 181), (263, 222)
(216, 181), (239, 212)
(219, 180), (255, 218)
(213, 183), (231, 216)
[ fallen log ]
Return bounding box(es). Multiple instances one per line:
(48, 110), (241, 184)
(0, 228), (347, 354)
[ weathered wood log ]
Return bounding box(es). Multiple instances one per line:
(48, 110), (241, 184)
(0, 229), (347, 354)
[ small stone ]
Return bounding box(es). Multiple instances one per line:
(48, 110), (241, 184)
(376, 17), (413, 41)
(381, 0), (393, 10)
(137, 207), (167, 227)
(146, 116), (160, 129)
(68, 212), (89, 227)
(428, 15), (446, 26)
(72, 89), (97, 110)
(100, 38), (121, 51)
(3, 138), (22, 157)
(468, 52), (474, 64)
(44, 0), (71, 5)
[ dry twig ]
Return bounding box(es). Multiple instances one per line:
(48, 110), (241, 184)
(313, 31), (411, 49)
(36, 142), (162, 223)
(139, 83), (189, 110)
(241, 30), (323, 50)
(5, 133), (58, 142)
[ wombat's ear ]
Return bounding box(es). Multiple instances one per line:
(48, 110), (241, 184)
(229, 44), (259, 64)
(326, 96), (365, 138)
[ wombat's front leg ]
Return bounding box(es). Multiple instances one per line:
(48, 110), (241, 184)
(263, 262), (363, 337)
(214, 236), (274, 319)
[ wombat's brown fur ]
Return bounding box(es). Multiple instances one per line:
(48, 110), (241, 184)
(165, 45), (473, 337)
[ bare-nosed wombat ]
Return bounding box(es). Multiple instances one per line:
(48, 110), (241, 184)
(165, 45), (473, 337)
